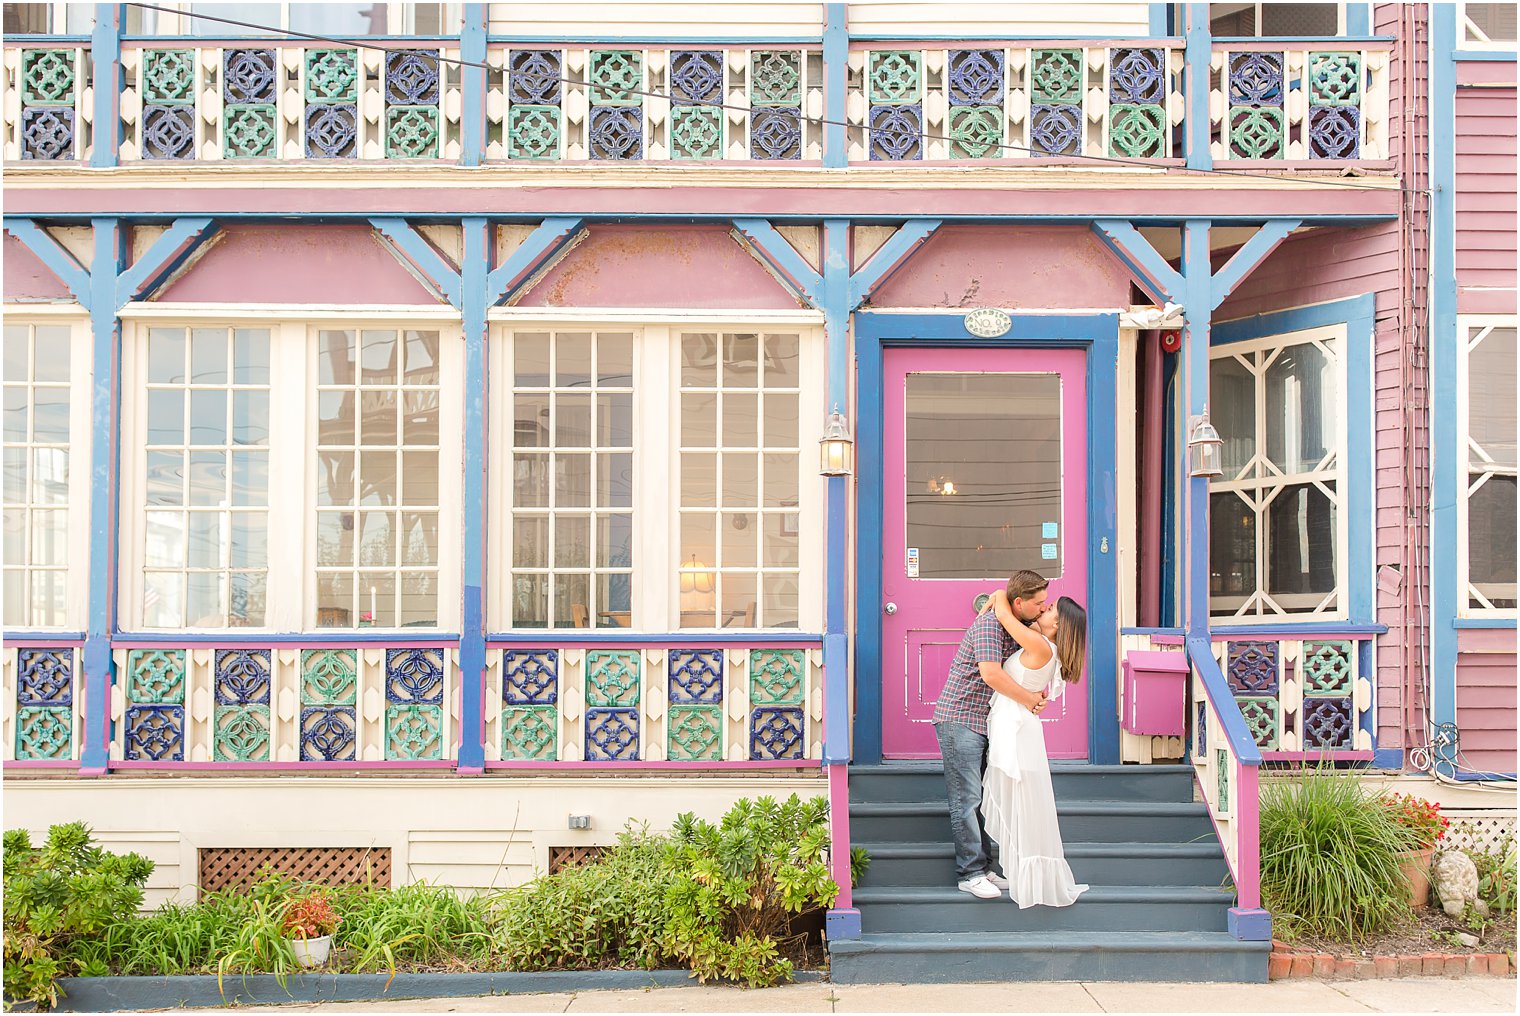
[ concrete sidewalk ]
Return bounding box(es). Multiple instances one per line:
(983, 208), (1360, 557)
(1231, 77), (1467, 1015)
(184, 975), (1516, 1014)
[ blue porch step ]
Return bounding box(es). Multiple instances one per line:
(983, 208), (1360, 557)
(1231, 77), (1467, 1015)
(831, 762), (1266, 984)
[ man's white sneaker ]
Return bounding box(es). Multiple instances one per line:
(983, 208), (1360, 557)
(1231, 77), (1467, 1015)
(985, 872), (1010, 891)
(957, 874), (1002, 899)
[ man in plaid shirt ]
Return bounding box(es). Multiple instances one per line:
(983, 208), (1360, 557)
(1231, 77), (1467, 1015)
(933, 569), (1052, 899)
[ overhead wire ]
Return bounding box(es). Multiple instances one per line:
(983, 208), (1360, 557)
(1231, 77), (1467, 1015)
(127, 1), (1431, 196)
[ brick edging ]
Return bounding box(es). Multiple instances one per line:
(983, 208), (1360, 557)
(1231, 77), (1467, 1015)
(1269, 941), (1515, 980)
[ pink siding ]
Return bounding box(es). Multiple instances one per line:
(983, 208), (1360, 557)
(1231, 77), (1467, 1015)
(3, 233), (75, 302)
(1455, 80), (1518, 313)
(154, 225), (440, 304)
(870, 225), (1133, 308)
(1454, 630), (1518, 774)
(516, 226), (800, 309)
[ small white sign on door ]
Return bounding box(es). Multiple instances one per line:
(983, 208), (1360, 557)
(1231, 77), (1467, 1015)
(906, 547), (920, 577)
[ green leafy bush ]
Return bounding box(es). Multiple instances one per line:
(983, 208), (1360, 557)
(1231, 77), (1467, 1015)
(660, 794), (838, 987)
(3, 822), (154, 1010)
(1473, 845), (1517, 915)
(491, 826), (673, 972)
(1259, 768), (1422, 942)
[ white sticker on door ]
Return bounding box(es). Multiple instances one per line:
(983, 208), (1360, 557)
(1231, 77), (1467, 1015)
(907, 548), (920, 577)
(1042, 521), (1059, 539)
(1041, 543), (1058, 560)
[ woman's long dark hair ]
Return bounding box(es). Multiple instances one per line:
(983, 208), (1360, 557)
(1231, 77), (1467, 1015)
(1054, 596), (1087, 684)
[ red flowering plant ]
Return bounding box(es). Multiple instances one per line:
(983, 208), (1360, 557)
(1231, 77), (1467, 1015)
(1380, 792), (1450, 850)
(281, 888), (340, 940)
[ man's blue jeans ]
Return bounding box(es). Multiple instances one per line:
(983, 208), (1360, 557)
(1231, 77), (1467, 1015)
(935, 720), (995, 881)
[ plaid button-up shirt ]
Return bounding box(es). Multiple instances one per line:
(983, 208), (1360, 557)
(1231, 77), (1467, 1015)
(931, 609), (1016, 735)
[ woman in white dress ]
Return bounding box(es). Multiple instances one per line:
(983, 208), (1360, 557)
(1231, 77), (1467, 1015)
(980, 591), (1089, 908)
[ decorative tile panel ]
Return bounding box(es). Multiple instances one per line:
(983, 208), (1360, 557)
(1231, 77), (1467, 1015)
(1109, 104), (1166, 158)
(301, 650), (358, 705)
(385, 649), (445, 704)
(387, 703), (444, 760)
(224, 106), (277, 158)
(214, 705), (271, 761)
(1309, 52), (1361, 106)
(1303, 696), (1353, 749)
(1108, 47), (1165, 103)
(16, 706), (71, 759)
(1215, 747), (1230, 811)
(212, 649), (272, 761)
(1030, 50), (1083, 104)
(502, 705), (557, 760)
(215, 649), (272, 705)
(17, 649), (72, 705)
(949, 105), (1003, 159)
(751, 51), (802, 106)
(750, 107), (802, 160)
(1226, 52), (1285, 160)
(125, 705), (185, 761)
(868, 51), (921, 104)
(1308, 105), (1359, 159)
(749, 649), (805, 706)
(589, 50), (643, 106)
(301, 706), (357, 761)
(751, 706), (804, 760)
(1226, 641), (1279, 695)
(22, 49), (76, 105)
(223, 49), (276, 104)
(668, 705), (723, 761)
(510, 50), (561, 104)
(22, 107), (75, 160)
(385, 649), (444, 759)
(384, 51), (441, 158)
(142, 105), (195, 160)
(1302, 641), (1353, 695)
(306, 49), (360, 101)
(142, 49), (196, 104)
(948, 49), (1003, 105)
(586, 650), (641, 707)
(503, 649), (558, 704)
(669, 650), (723, 704)
(11, 647), (78, 759)
(17, 49), (79, 160)
(306, 103), (359, 158)
(1236, 696), (1279, 749)
(127, 650), (187, 704)
(1029, 104), (1082, 156)
(508, 105), (560, 160)
(589, 106), (642, 160)
(868, 104), (922, 161)
(585, 707), (639, 761)
(672, 105), (722, 159)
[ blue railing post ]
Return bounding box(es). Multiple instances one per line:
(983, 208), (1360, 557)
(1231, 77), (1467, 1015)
(822, 4), (848, 167)
(457, 216), (490, 772)
(1183, 4), (1212, 170)
(91, 4), (124, 167)
(460, 4), (488, 166)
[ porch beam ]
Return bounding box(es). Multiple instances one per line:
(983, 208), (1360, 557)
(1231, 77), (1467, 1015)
(846, 220), (940, 308)
(1209, 220), (1299, 311)
(732, 218), (825, 307)
(487, 217), (586, 305)
(114, 216), (219, 307)
(370, 218), (463, 307)
(1091, 219), (1183, 306)
(3, 219), (92, 304)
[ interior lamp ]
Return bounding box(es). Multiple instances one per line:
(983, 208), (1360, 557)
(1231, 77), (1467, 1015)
(679, 555), (714, 594)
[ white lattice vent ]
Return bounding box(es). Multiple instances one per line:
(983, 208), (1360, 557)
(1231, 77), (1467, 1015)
(1442, 810), (1517, 857)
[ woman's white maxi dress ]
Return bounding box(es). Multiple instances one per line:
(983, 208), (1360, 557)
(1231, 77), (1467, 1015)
(981, 639), (1090, 908)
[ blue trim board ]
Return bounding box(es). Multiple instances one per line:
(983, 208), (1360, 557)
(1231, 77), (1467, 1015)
(485, 632), (824, 645)
(459, 4), (488, 166)
(91, 5), (123, 168)
(1344, 4), (1372, 38)
(733, 219), (824, 305)
(1121, 622), (1389, 636)
(822, 219), (851, 764)
(1454, 618), (1519, 629)
(1182, 220), (1211, 638)
(1149, 4), (1171, 37)
(1430, 5), (1461, 777)
(823, 4), (847, 168)
(457, 217), (489, 771)
(111, 632), (464, 644)
(1451, 771), (1520, 782)
(1212, 294), (1378, 627)
(1183, 5), (1213, 170)
(1453, 50), (1518, 61)
(851, 311), (1122, 766)
(486, 217), (584, 303)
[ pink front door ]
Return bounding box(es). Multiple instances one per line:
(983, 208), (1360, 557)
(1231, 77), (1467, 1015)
(880, 346), (1089, 759)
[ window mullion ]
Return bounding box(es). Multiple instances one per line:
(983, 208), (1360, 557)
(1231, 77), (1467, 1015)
(269, 321), (306, 632)
(641, 325), (673, 631)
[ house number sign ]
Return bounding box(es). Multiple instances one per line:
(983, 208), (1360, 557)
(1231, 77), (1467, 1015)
(964, 308), (1012, 338)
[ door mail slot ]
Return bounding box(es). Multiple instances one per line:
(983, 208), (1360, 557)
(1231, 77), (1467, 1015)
(1121, 650), (1190, 737)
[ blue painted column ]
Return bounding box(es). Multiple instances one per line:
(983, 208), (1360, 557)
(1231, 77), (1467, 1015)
(1428, 6), (1459, 776)
(1183, 4), (1213, 170)
(821, 217), (859, 940)
(822, 4), (847, 167)
(91, 4), (124, 167)
(457, 217), (490, 772)
(460, 3), (488, 166)
(1181, 220), (1212, 637)
(80, 218), (126, 774)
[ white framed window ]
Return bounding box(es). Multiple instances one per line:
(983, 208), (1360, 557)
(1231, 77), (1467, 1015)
(1208, 323), (1346, 619)
(1460, 3), (1519, 47)
(121, 316), (461, 632)
(1459, 317), (1517, 615)
(1, 3), (93, 35)
(127, 3), (462, 36)
(2, 318), (89, 629)
(490, 319), (824, 633)
(1207, 3), (1343, 37)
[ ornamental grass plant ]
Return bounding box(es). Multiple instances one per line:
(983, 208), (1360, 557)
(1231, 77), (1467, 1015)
(1259, 766), (1423, 942)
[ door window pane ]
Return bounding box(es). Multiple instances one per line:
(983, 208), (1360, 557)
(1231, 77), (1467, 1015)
(1465, 324), (1518, 610)
(904, 373), (1061, 579)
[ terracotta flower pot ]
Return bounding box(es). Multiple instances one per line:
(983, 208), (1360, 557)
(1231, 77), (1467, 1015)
(1398, 847), (1436, 908)
(289, 934), (333, 968)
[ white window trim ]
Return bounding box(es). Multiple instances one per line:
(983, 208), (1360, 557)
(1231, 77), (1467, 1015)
(1457, 3), (1519, 50)
(1208, 322), (1349, 622)
(489, 317), (826, 634)
(120, 315), (463, 633)
(1457, 313), (1518, 618)
(2, 312), (91, 631)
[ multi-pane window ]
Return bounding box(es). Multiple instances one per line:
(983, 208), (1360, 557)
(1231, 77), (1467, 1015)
(141, 327), (270, 628)
(678, 332), (801, 628)
(3, 323), (71, 628)
(315, 329), (442, 628)
(1462, 3), (1518, 44)
(1209, 326), (1344, 618)
(507, 331), (634, 629)
(1461, 321), (1517, 612)
(1207, 3), (1340, 37)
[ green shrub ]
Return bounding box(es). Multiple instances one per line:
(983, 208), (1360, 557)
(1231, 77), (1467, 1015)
(335, 879), (494, 970)
(660, 794), (838, 987)
(1259, 768), (1422, 942)
(3, 823), (154, 1010)
(491, 825), (674, 972)
(1472, 845), (1517, 915)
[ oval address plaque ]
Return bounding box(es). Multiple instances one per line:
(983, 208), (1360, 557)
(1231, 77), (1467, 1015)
(964, 307), (1012, 338)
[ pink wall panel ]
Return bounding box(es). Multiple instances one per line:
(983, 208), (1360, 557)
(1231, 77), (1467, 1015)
(1455, 83), (1518, 311)
(154, 225), (441, 305)
(3, 233), (75, 302)
(867, 225), (1133, 309)
(1454, 650), (1518, 774)
(515, 226), (800, 308)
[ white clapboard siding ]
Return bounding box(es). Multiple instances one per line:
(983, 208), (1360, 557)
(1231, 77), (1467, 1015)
(488, 3), (825, 38)
(845, 2), (1152, 38)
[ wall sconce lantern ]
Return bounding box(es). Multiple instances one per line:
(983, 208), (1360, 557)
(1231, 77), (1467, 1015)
(1187, 408), (1224, 478)
(819, 407), (854, 477)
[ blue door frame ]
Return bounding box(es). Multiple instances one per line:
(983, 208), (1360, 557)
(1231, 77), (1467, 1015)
(852, 311), (1122, 765)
